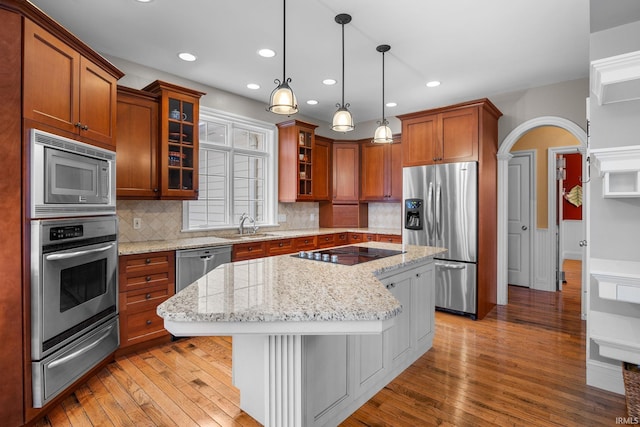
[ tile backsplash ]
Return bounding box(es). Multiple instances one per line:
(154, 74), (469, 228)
(117, 200), (400, 243)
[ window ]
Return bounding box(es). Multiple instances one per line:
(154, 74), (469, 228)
(183, 107), (277, 230)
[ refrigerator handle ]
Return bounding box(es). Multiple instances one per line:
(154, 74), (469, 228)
(436, 184), (442, 240)
(427, 182), (434, 240)
(436, 262), (466, 270)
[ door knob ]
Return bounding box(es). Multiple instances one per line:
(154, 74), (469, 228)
(521, 225), (528, 230)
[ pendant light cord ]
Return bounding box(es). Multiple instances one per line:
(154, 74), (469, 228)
(340, 21), (345, 107)
(381, 49), (385, 122)
(282, 0), (286, 82)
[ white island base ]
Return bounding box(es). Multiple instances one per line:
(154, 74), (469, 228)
(232, 262), (435, 427)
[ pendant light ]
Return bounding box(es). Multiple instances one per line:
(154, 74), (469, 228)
(268, 0), (298, 115)
(373, 44), (393, 143)
(331, 13), (354, 132)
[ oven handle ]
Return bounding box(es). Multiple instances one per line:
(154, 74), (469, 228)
(45, 243), (115, 261)
(47, 323), (115, 369)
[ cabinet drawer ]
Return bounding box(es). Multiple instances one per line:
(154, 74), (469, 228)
(121, 271), (171, 292)
(316, 234), (336, 249)
(121, 286), (171, 311)
(268, 238), (295, 256)
(121, 307), (168, 346)
(364, 233), (377, 242)
(294, 236), (317, 251)
(232, 241), (267, 261)
(120, 251), (174, 276)
(335, 233), (349, 246)
(377, 234), (402, 244)
(348, 233), (364, 244)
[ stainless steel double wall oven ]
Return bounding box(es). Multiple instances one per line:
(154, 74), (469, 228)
(30, 129), (119, 407)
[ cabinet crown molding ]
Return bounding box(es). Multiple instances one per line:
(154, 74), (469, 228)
(590, 50), (640, 105)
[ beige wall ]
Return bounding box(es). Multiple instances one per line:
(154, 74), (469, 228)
(510, 126), (580, 229)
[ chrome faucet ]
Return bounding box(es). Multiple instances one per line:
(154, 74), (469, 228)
(239, 212), (259, 235)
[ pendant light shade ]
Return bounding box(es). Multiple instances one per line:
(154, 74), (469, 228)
(373, 44), (393, 143)
(331, 13), (354, 132)
(268, 0), (298, 115)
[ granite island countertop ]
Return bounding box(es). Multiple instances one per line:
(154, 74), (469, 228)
(118, 227), (401, 255)
(157, 242), (446, 336)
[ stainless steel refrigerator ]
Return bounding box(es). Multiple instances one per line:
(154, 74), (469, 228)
(403, 162), (478, 318)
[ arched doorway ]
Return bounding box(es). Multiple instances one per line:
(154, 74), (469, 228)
(497, 116), (587, 306)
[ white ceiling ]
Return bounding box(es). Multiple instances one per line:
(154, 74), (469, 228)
(30, 0), (590, 125)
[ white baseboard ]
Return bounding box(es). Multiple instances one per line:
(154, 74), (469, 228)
(586, 359), (624, 395)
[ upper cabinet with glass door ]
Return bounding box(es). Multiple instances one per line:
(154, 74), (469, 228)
(143, 80), (205, 200)
(277, 120), (318, 202)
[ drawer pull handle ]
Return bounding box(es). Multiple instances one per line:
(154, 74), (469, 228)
(145, 258), (151, 264)
(145, 293), (151, 299)
(146, 320), (152, 325)
(146, 276), (151, 282)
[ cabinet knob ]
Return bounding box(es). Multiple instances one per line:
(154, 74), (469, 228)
(145, 258), (151, 264)
(146, 320), (152, 325)
(279, 242), (284, 247)
(74, 122), (82, 128)
(386, 283), (395, 289)
(416, 273), (421, 278)
(153, 188), (159, 192)
(248, 246), (252, 252)
(81, 124), (89, 131)
(146, 276), (151, 282)
(145, 293), (151, 299)
(304, 239), (309, 244)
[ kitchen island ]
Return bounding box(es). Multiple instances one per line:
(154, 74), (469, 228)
(158, 242), (445, 427)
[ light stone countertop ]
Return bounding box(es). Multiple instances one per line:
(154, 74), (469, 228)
(118, 227), (401, 255)
(157, 242), (446, 336)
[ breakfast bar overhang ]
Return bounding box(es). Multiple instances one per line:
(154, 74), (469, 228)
(158, 243), (445, 427)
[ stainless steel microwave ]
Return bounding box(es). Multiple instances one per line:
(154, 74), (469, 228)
(31, 129), (116, 218)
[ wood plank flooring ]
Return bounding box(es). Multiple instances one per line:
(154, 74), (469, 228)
(34, 260), (627, 426)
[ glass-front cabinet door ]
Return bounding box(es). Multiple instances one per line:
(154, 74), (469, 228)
(143, 80), (205, 200)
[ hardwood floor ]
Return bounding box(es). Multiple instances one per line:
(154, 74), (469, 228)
(34, 260), (627, 426)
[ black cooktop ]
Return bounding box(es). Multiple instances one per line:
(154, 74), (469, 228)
(296, 245), (405, 266)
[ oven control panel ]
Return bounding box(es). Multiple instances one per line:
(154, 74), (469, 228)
(50, 225), (84, 240)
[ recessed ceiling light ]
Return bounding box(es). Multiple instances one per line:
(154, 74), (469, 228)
(426, 80), (441, 88)
(307, 100), (318, 105)
(247, 83), (260, 90)
(178, 52), (197, 62)
(258, 48), (276, 58)
(386, 102), (397, 107)
(135, 0), (153, 3)
(322, 79), (337, 86)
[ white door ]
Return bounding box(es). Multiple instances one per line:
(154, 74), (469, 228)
(508, 155), (531, 287)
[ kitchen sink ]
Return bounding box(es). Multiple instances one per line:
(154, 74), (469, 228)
(220, 232), (271, 240)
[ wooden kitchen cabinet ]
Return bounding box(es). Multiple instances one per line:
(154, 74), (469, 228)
(376, 234), (402, 244)
(116, 86), (159, 198)
(313, 135), (331, 201)
(294, 236), (318, 251)
(118, 251), (175, 352)
(22, 19), (122, 150)
(316, 233), (337, 248)
(277, 120), (320, 202)
(143, 80), (205, 200)
(399, 103), (481, 166)
(319, 142), (368, 228)
(360, 135), (402, 202)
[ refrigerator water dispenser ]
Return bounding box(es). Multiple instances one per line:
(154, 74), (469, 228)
(404, 198), (423, 230)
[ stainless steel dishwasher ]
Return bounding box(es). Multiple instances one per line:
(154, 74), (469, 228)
(175, 246), (232, 292)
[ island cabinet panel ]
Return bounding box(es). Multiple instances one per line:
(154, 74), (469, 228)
(118, 251), (175, 352)
(303, 335), (350, 426)
(267, 238), (296, 256)
(382, 271), (413, 362)
(354, 333), (385, 392)
(116, 86), (159, 198)
(23, 19), (120, 150)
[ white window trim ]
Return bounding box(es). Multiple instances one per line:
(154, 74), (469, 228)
(182, 106), (279, 231)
